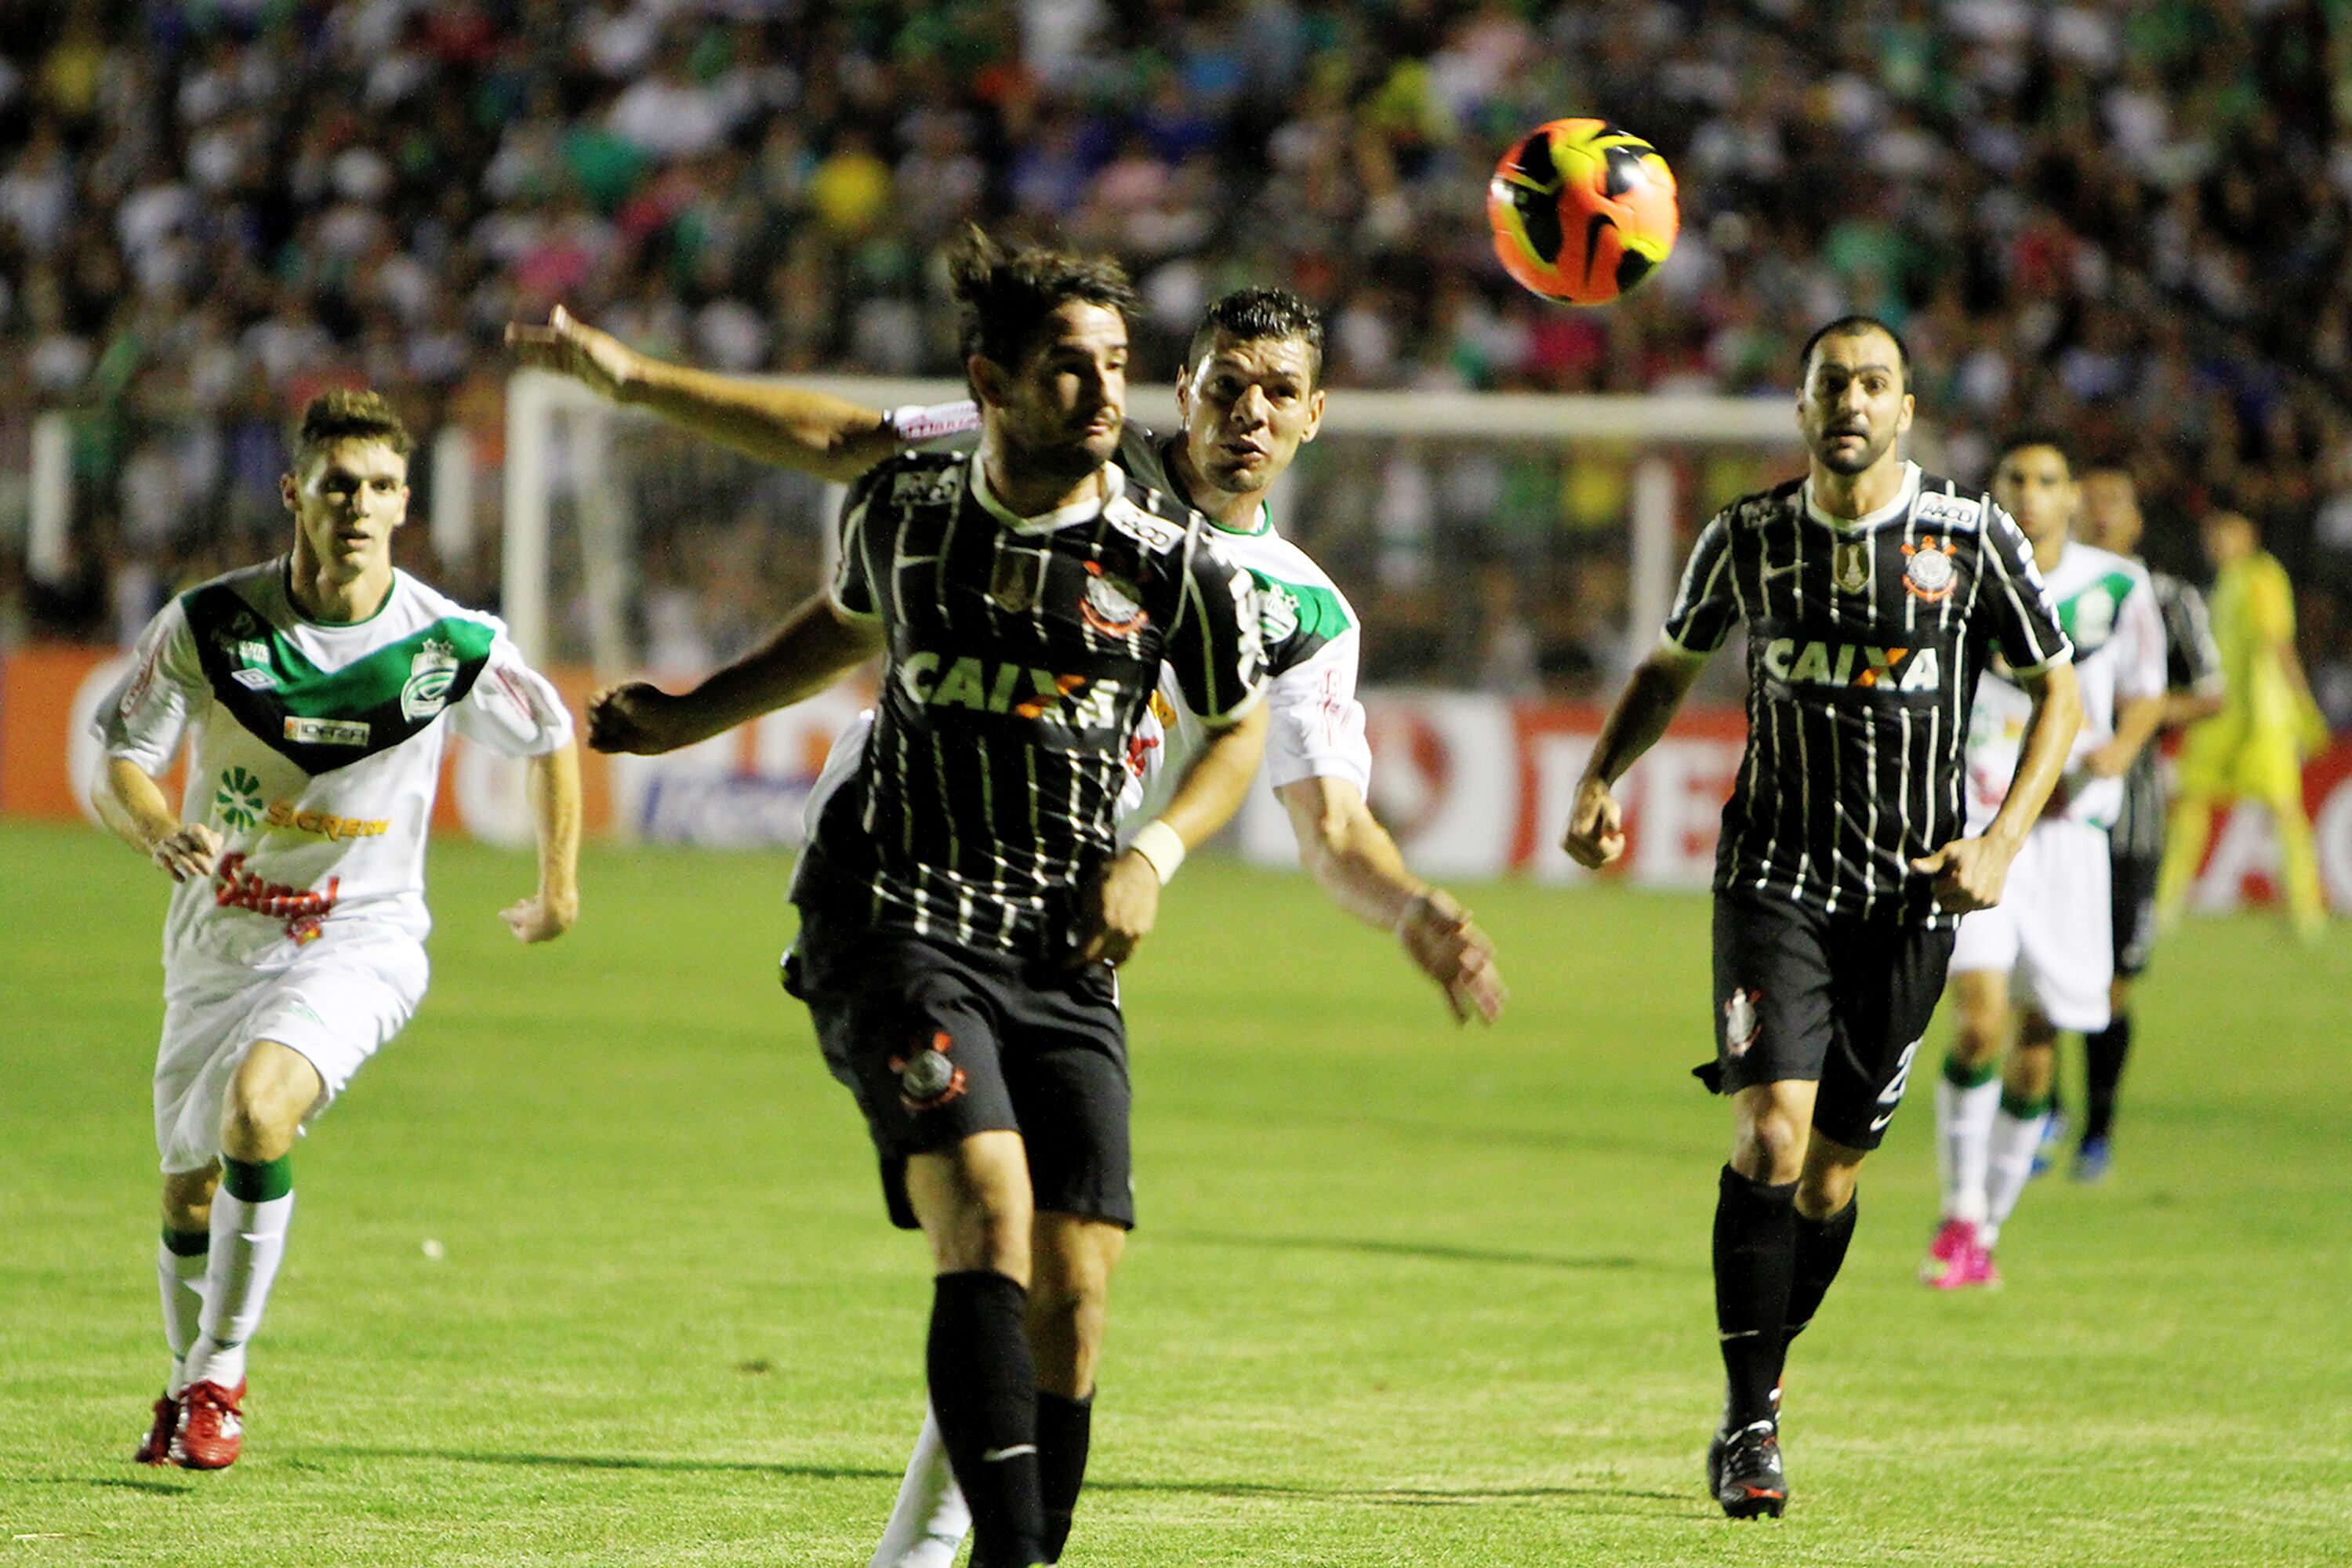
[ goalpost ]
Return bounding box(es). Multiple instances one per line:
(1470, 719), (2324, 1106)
(501, 368), (1799, 671)
(499, 371), (1824, 862)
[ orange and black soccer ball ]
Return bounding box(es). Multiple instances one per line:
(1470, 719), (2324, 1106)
(1488, 119), (1679, 305)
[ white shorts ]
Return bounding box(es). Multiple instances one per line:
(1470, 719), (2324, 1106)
(154, 933), (429, 1174)
(1949, 817), (2113, 1033)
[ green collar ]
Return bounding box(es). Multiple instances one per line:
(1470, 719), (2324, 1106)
(281, 555), (397, 627)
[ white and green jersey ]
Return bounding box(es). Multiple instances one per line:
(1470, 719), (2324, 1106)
(1123, 505), (1369, 822)
(96, 558), (573, 971)
(1963, 541), (2165, 833)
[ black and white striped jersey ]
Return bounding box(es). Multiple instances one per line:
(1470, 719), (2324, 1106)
(2114, 569), (2224, 862)
(796, 448), (1267, 958)
(1661, 462), (2072, 926)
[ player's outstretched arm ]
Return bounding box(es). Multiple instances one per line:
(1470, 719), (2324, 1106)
(91, 756), (218, 884)
(1915, 661), (2082, 913)
(501, 742), (582, 944)
(587, 596), (885, 757)
(505, 306), (905, 483)
(1076, 702), (1270, 967)
(1563, 648), (1706, 869)
(1277, 775), (1504, 1024)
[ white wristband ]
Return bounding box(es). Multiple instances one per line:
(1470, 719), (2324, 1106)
(885, 400), (982, 444)
(1128, 819), (1186, 885)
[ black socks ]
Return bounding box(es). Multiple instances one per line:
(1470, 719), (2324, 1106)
(2083, 1013), (2132, 1144)
(927, 1271), (1045, 1568)
(1785, 1196), (1858, 1346)
(1712, 1165), (1798, 1431)
(1035, 1390), (1093, 1562)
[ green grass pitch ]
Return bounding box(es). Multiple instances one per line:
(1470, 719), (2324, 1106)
(2, 818), (2347, 1566)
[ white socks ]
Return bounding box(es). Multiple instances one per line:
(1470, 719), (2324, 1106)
(187, 1184), (295, 1389)
(1981, 1103), (2050, 1249)
(870, 1402), (971, 1568)
(1936, 1069), (2001, 1226)
(158, 1237), (209, 1396)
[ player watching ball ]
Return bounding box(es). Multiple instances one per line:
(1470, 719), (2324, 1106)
(93, 390), (581, 1472)
(1563, 318), (2080, 1518)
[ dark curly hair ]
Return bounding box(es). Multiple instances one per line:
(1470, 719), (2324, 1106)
(948, 227), (1138, 376)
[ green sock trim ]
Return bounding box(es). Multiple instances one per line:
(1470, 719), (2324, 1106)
(222, 1155), (293, 1203)
(1942, 1056), (1997, 1091)
(162, 1227), (210, 1258)
(1999, 1090), (2053, 1120)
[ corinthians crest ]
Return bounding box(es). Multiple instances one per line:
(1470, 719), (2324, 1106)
(401, 636), (460, 722)
(1079, 561), (1148, 636)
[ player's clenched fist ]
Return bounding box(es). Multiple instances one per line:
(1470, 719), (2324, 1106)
(148, 822), (221, 884)
(1073, 850), (1161, 967)
(1911, 833), (2020, 914)
(1561, 775), (1626, 869)
(586, 682), (692, 754)
(504, 305), (640, 401)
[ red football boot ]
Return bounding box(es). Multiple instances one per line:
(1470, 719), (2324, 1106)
(132, 1391), (179, 1465)
(172, 1379), (246, 1470)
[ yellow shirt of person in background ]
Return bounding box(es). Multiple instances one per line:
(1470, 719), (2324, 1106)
(2159, 512), (2329, 939)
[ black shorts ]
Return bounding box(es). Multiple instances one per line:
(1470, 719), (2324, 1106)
(1701, 888), (1957, 1152)
(786, 907), (1134, 1232)
(2111, 850), (2161, 978)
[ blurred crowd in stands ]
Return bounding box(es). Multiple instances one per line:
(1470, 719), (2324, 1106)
(2, 0), (2351, 720)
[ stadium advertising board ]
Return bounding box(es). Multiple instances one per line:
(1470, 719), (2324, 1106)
(5, 645), (2348, 912)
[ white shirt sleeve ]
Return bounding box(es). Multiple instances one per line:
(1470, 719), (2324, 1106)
(1262, 628), (1371, 796)
(2116, 565), (2169, 702)
(93, 597), (206, 772)
(451, 630), (575, 758)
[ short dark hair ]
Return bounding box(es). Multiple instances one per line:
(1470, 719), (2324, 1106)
(1799, 314), (1911, 389)
(1993, 430), (2074, 470)
(292, 388), (414, 470)
(948, 227), (1138, 372)
(1186, 287), (1327, 387)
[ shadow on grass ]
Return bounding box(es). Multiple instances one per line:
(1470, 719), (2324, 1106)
(1163, 1232), (1651, 1272)
(28, 1475), (193, 1496)
(304, 1446), (1692, 1509)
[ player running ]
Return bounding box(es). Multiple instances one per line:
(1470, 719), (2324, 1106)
(1562, 318), (2080, 1518)
(2065, 466), (2223, 1181)
(581, 232), (1270, 1568)
(91, 390), (581, 1471)
(512, 281), (1503, 1566)
(1923, 437), (2165, 1288)
(2157, 510), (2331, 942)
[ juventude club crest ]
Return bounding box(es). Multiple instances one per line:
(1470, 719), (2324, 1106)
(214, 767), (264, 830)
(401, 637), (460, 722)
(1832, 538), (1872, 594)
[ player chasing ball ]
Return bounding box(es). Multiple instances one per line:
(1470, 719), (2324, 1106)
(577, 231), (1272, 1568)
(1923, 435), (2165, 1289)
(92, 390), (582, 1470)
(1563, 318), (2081, 1518)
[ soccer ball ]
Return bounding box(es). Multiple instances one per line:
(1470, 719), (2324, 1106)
(1488, 119), (1679, 305)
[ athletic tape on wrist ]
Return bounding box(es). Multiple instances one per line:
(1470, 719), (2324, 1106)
(1129, 820), (1186, 886)
(885, 401), (982, 444)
